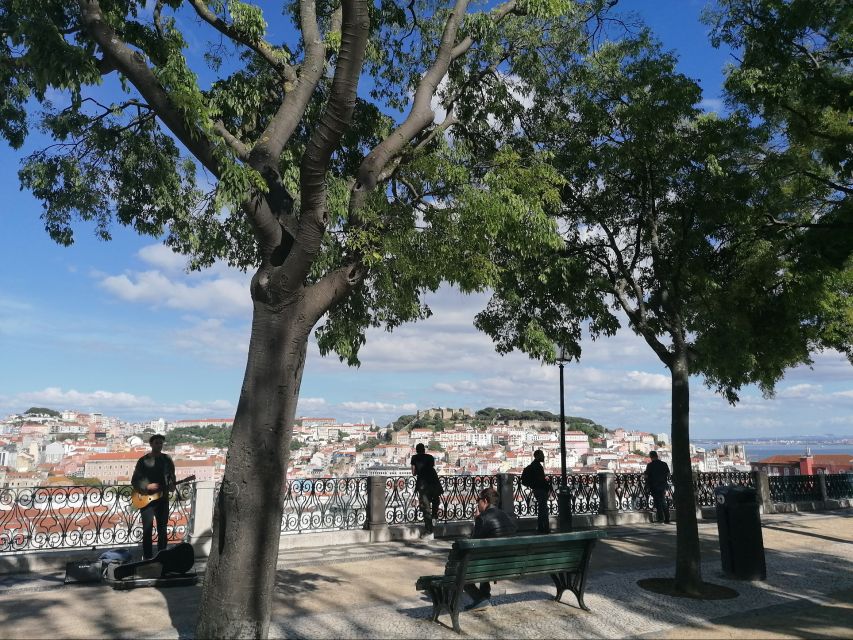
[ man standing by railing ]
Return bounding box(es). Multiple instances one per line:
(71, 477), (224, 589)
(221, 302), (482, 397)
(644, 451), (671, 524)
(132, 434), (176, 558)
(522, 450), (551, 534)
(411, 443), (443, 540)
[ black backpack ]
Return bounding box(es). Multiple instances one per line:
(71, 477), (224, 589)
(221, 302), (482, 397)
(521, 463), (535, 488)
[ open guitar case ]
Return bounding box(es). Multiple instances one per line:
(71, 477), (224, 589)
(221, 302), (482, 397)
(103, 542), (198, 590)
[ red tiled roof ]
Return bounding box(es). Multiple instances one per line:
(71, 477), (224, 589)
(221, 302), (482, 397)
(756, 454), (853, 465)
(86, 451), (144, 461)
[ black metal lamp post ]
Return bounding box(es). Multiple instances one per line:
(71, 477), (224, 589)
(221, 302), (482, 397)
(556, 344), (572, 530)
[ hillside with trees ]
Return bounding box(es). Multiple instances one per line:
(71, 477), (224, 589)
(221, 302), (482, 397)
(388, 408), (608, 440)
(138, 425), (232, 449)
(24, 407), (62, 417)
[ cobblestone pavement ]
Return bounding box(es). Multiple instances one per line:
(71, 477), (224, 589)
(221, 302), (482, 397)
(262, 533), (853, 639)
(0, 510), (851, 639)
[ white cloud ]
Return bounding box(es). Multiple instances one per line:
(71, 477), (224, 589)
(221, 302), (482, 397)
(433, 380), (480, 393)
(623, 371), (671, 392)
(296, 397), (328, 411)
(15, 387), (151, 409)
(137, 244), (188, 272)
(1, 387), (234, 420)
(777, 383), (822, 399)
(99, 269), (251, 317)
(340, 401), (406, 412)
(172, 317), (249, 367)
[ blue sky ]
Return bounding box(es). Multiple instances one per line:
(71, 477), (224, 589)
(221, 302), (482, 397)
(1, 1), (851, 436)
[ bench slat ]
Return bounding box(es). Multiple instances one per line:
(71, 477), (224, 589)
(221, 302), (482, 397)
(447, 543), (588, 563)
(454, 531), (606, 550)
(459, 551), (584, 571)
(463, 560), (587, 579)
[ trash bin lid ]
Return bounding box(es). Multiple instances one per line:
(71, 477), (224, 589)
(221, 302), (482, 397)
(714, 485), (757, 504)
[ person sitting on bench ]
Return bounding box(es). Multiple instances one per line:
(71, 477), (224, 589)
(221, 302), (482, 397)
(465, 487), (518, 611)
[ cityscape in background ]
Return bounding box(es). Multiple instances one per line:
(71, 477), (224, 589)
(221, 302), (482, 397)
(2, 406), (852, 490)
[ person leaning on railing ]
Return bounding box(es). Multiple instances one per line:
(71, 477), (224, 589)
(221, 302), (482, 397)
(643, 451), (671, 524)
(411, 443), (443, 540)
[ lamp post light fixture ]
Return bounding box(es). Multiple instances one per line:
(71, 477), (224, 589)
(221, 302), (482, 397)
(555, 343), (572, 531)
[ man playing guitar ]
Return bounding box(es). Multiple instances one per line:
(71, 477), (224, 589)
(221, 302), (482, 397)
(131, 434), (176, 559)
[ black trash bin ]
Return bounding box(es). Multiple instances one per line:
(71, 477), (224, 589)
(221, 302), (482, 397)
(715, 485), (766, 580)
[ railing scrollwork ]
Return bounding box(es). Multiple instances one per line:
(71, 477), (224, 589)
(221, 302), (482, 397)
(0, 484), (194, 554)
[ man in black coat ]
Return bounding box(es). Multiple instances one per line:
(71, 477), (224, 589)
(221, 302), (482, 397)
(132, 434), (176, 559)
(464, 487), (518, 610)
(526, 449), (551, 534)
(411, 443), (443, 540)
(644, 451), (671, 524)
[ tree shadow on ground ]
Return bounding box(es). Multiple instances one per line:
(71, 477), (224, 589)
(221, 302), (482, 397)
(3, 514), (853, 639)
(274, 569), (345, 596)
(398, 528), (853, 639)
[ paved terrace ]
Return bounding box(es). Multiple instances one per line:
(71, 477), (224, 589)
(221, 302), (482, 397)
(1, 510), (851, 639)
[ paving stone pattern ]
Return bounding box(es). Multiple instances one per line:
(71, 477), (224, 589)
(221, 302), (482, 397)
(260, 538), (853, 639)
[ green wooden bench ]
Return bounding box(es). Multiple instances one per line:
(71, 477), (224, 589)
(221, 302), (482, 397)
(415, 530), (606, 633)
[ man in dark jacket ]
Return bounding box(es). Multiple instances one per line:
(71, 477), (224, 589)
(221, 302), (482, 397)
(132, 434), (176, 558)
(644, 451), (671, 524)
(411, 443), (443, 540)
(465, 487), (518, 610)
(526, 449), (551, 534)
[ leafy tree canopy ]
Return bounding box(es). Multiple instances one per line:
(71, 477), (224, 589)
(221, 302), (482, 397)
(705, 0), (852, 270)
(474, 33), (852, 402)
(24, 407), (61, 417)
(0, 0), (607, 366)
(154, 424), (232, 448)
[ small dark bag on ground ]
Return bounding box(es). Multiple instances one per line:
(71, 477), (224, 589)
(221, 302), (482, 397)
(63, 559), (103, 584)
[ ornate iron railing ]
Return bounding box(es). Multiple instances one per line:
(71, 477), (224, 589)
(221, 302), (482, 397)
(693, 472), (755, 507)
(513, 474), (600, 517)
(0, 483), (194, 554)
(281, 477), (368, 534)
(825, 474), (853, 500)
(614, 473), (673, 512)
(567, 473), (601, 514)
(384, 475), (497, 525)
(768, 474), (822, 503)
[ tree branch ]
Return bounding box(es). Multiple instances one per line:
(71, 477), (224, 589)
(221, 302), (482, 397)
(301, 262), (365, 326)
(247, 0), (328, 186)
(278, 0), (370, 292)
(352, 0), (482, 212)
(76, 0), (222, 177)
(186, 0), (297, 83)
(449, 0), (519, 60)
(213, 120), (250, 161)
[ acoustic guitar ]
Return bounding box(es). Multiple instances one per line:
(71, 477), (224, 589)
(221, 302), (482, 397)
(131, 475), (196, 509)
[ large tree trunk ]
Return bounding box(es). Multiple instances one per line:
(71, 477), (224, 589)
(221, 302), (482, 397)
(670, 344), (703, 594)
(196, 301), (308, 638)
